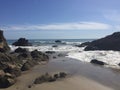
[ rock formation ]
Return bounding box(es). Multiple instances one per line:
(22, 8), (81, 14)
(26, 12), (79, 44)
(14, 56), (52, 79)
(0, 30), (49, 88)
(12, 38), (32, 46)
(90, 59), (106, 65)
(0, 30), (10, 52)
(85, 32), (120, 51)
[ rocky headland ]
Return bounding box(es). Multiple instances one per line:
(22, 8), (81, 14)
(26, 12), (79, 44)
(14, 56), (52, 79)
(85, 32), (120, 51)
(0, 30), (49, 88)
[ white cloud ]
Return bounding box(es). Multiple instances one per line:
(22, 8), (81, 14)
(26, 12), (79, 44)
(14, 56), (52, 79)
(1, 22), (111, 31)
(103, 10), (120, 22)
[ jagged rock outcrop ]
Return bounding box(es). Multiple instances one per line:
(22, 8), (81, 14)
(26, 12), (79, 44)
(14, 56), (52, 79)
(0, 30), (10, 52)
(85, 32), (120, 51)
(31, 50), (49, 62)
(12, 38), (32, 46)
(0, 31), (49, 88)
(0, 70), (16, 88)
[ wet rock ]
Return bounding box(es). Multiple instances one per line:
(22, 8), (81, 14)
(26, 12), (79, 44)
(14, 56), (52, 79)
(85, 32), (120, 51)
(0, 53), (18, 70)
(21, 60), (38, 71)
(90, 59), (106, 65)
(54, 74), (59, 79)
(45, 51), (56, 54)
(59, 72), (67, 78)
(31, 50), (49, 61)
(0, 30), (10, 52)
(0, 70), (5, 77)
(14, 47), (28, 53)
(34, 73), (56, 84)
(12, 38), (32, 46)
(17, 52), (30, 58)
(3, 65), (21, 77)
(34, 72), (67, 84)
(0, 72), (15, 88)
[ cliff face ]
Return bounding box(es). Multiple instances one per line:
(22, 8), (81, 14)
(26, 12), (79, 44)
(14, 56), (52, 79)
(0, 30), (10, 52)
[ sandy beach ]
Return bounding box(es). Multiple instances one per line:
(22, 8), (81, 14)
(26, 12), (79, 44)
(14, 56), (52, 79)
(0, 56), (118, 90)
(1, 68), (113, 90)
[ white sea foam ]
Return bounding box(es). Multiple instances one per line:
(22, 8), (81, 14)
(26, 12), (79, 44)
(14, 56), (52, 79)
(67, 50), (120, 68)
(9, 45), (84, 52)
(65, 41), (82, 45)
(9, 45), (120, 68)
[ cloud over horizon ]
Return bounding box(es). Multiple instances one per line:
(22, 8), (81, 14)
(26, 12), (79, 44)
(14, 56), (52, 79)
(1, 22), (111, 31)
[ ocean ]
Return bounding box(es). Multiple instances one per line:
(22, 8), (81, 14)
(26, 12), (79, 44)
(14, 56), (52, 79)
(7, 39), (94, 46)
(7, 39), (120, 69)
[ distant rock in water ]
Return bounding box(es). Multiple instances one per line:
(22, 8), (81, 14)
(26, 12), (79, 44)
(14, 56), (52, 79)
(85, 32), (120, 51)
(0, 30), (10, 52)
(12, 38), (32, 46)
(55, 40), (62, 43)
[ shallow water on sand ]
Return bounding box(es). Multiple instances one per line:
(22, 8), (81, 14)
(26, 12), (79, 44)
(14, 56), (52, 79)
(32, 57), (120, 90)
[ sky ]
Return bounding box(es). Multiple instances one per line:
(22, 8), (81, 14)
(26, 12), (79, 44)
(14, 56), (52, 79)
(0, 0), (120, 39)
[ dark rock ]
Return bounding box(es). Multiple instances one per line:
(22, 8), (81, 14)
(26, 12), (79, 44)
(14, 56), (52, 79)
(28, 85), (32, 88)
(18, 53), (29, 58)
(12, 38), (32, 46)
(90, 59), (106, 65)
(45, 51), (56, 54)
(21, 60), (38, 71)
(52, 45), (58, 47)
(85, 32), (120, 51)
(59, 72), (67, 78)
(118, 63), (120, 66)
(31, 50), (49, 61)
(34, 72), (67, 84)
(54, 74), (59, 79)
(34, 73), (56, 84)
(0, 71), (15, 88)
(76, 42), (91, 47)
(55, 40), (62, 43)
(0, 77), (15, 88)
(0, 30), (10, 52)
(14, 47), (27, 53)
(3, 65), (21, 77)
(0, 53), (18, 70)
(48, 76), (56, 82)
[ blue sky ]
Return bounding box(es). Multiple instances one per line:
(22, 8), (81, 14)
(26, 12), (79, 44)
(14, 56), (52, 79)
(0, 0), (120, 39)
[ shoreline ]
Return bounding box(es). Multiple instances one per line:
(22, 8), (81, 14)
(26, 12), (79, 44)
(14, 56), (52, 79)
(1, 56), (119, 90)
(1, 64), (113, 90)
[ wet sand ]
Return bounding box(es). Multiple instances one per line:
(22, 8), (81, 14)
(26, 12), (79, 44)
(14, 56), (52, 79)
(1, 56), (120, 90)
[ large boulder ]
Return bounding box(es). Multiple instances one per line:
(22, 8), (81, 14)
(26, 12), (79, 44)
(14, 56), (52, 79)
(0, 30), (10, 52)
(31, 50), (49, 61)
(85, 32), (120, 51)
(3, 64), (21, 77)
(12, 38), (32, 46)
(0, 72), (16, 88)
(0, 53), (21, 76)
(14, 47), (28, 53)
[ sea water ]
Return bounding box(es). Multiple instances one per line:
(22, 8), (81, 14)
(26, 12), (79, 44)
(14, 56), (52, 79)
(7, 39), (120, 69)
